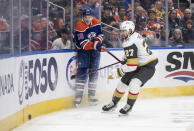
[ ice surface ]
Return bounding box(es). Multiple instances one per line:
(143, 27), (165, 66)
(12, 96), (194, 131)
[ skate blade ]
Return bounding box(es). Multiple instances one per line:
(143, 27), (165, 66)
(101, 107), (117, 113)
(118, 113), (129, 117)
(74, 103), (81, 108)
(88, 101), (98, 106)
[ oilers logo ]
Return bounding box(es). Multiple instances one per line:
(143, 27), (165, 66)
(66, 56), (77, 90)
(87, 32), (96, 40)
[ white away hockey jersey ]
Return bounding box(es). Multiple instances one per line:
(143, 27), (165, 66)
(121, 32), (157, 72)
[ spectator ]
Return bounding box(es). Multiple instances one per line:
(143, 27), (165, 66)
(104, 29), (121, 48)
(168, 0), (184, 19)
(181, 8), (194, 29)
(74, 0), (87, 5)
(182, 20), (194, 45)
(151, 1), (165, 21)
(124, 0), (131, 11)
(135, 6), (146, 17)
(147, 9), (165, 33)
(0, 17), (9, 31)
(0, 17), (10, 54)
(134, 0), (141, 9)
(101, 7), (115, 26)
(49, 6), (60, 21)
(48, 21), (57, 41)
(21, 15), (30, 51)
(136, 15), (148, 32)
(168, 28), (184, 47)
(140, 0), (156, 10)
(113, 8), (129, 24)
(32, 14), (44, 31)
(88, 0), (100, 18)
(168, 9), (183, 38)
(135, 6), (148, 21)
(182, 8), (193, 21)
(53, 18), (65, 37)
(73, 1), (83, 23)
(136, 15), (160, 46)
(31, 30), (52, 51)
(159, 27), (168, 46)
(103, 0), (120, 16)
(52, 28), (71, 50)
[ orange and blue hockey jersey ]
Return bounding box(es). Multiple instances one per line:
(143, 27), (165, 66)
(74, 18), (104, 50)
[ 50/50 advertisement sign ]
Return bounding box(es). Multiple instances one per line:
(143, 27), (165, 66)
(18, 57), (58, 105)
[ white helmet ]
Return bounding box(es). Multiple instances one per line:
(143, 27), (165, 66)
(120, 21), (135, 33)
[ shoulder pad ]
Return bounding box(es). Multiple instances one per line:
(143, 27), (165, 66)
(75, 20), (88, 32)
(91, 18), (100, 26)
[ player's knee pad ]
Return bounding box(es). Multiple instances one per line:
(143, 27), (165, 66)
(128, 78), (142, 94)
(116, 81), (128, 93)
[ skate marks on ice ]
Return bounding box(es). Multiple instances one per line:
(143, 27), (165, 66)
(12, 96), (194, 131)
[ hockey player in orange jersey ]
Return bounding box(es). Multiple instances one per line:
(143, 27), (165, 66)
(73, 7), (105, 107)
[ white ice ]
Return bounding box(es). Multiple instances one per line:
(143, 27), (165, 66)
(12, 96), (194, 131)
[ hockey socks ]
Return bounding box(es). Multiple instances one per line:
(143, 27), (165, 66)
(119, 91), (138, 114)
(102, 89), (124, 111)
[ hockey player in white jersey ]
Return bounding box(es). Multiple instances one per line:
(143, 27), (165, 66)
(102, 21), (158, 115)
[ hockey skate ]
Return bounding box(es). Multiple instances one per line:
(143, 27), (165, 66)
(88, 96), (98, 106)
(102, 101), (117, 112)
(119, 104), (132, 116)
(74, 98), (82, 108)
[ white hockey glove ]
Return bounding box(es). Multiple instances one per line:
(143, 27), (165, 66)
(108, 68), (125, 79)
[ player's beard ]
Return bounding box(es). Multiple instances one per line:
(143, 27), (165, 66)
(120, 33), (129, 40)
(120, 30), (131, 40)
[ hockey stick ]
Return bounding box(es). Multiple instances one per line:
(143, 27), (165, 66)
(70, 61), (120, 80)
(105, 49), (125, 65)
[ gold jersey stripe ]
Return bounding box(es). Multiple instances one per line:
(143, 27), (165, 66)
(126, 58), (138, 65)
(139, 58), (158, 66)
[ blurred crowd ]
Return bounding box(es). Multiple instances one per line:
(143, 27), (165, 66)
(0, 0), (194, 54)
(101, 0), (194, 47)
(0, 0), (72, 54)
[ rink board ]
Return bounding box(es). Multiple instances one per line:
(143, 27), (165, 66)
(0, 48), (194, 131)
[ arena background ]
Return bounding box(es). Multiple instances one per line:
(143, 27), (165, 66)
(0, 0), (194, 130)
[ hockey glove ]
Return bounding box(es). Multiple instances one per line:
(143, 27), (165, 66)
(108, 68), (125, 79)
(94, 41), (105, 52)
(120, 55), (127, 65)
